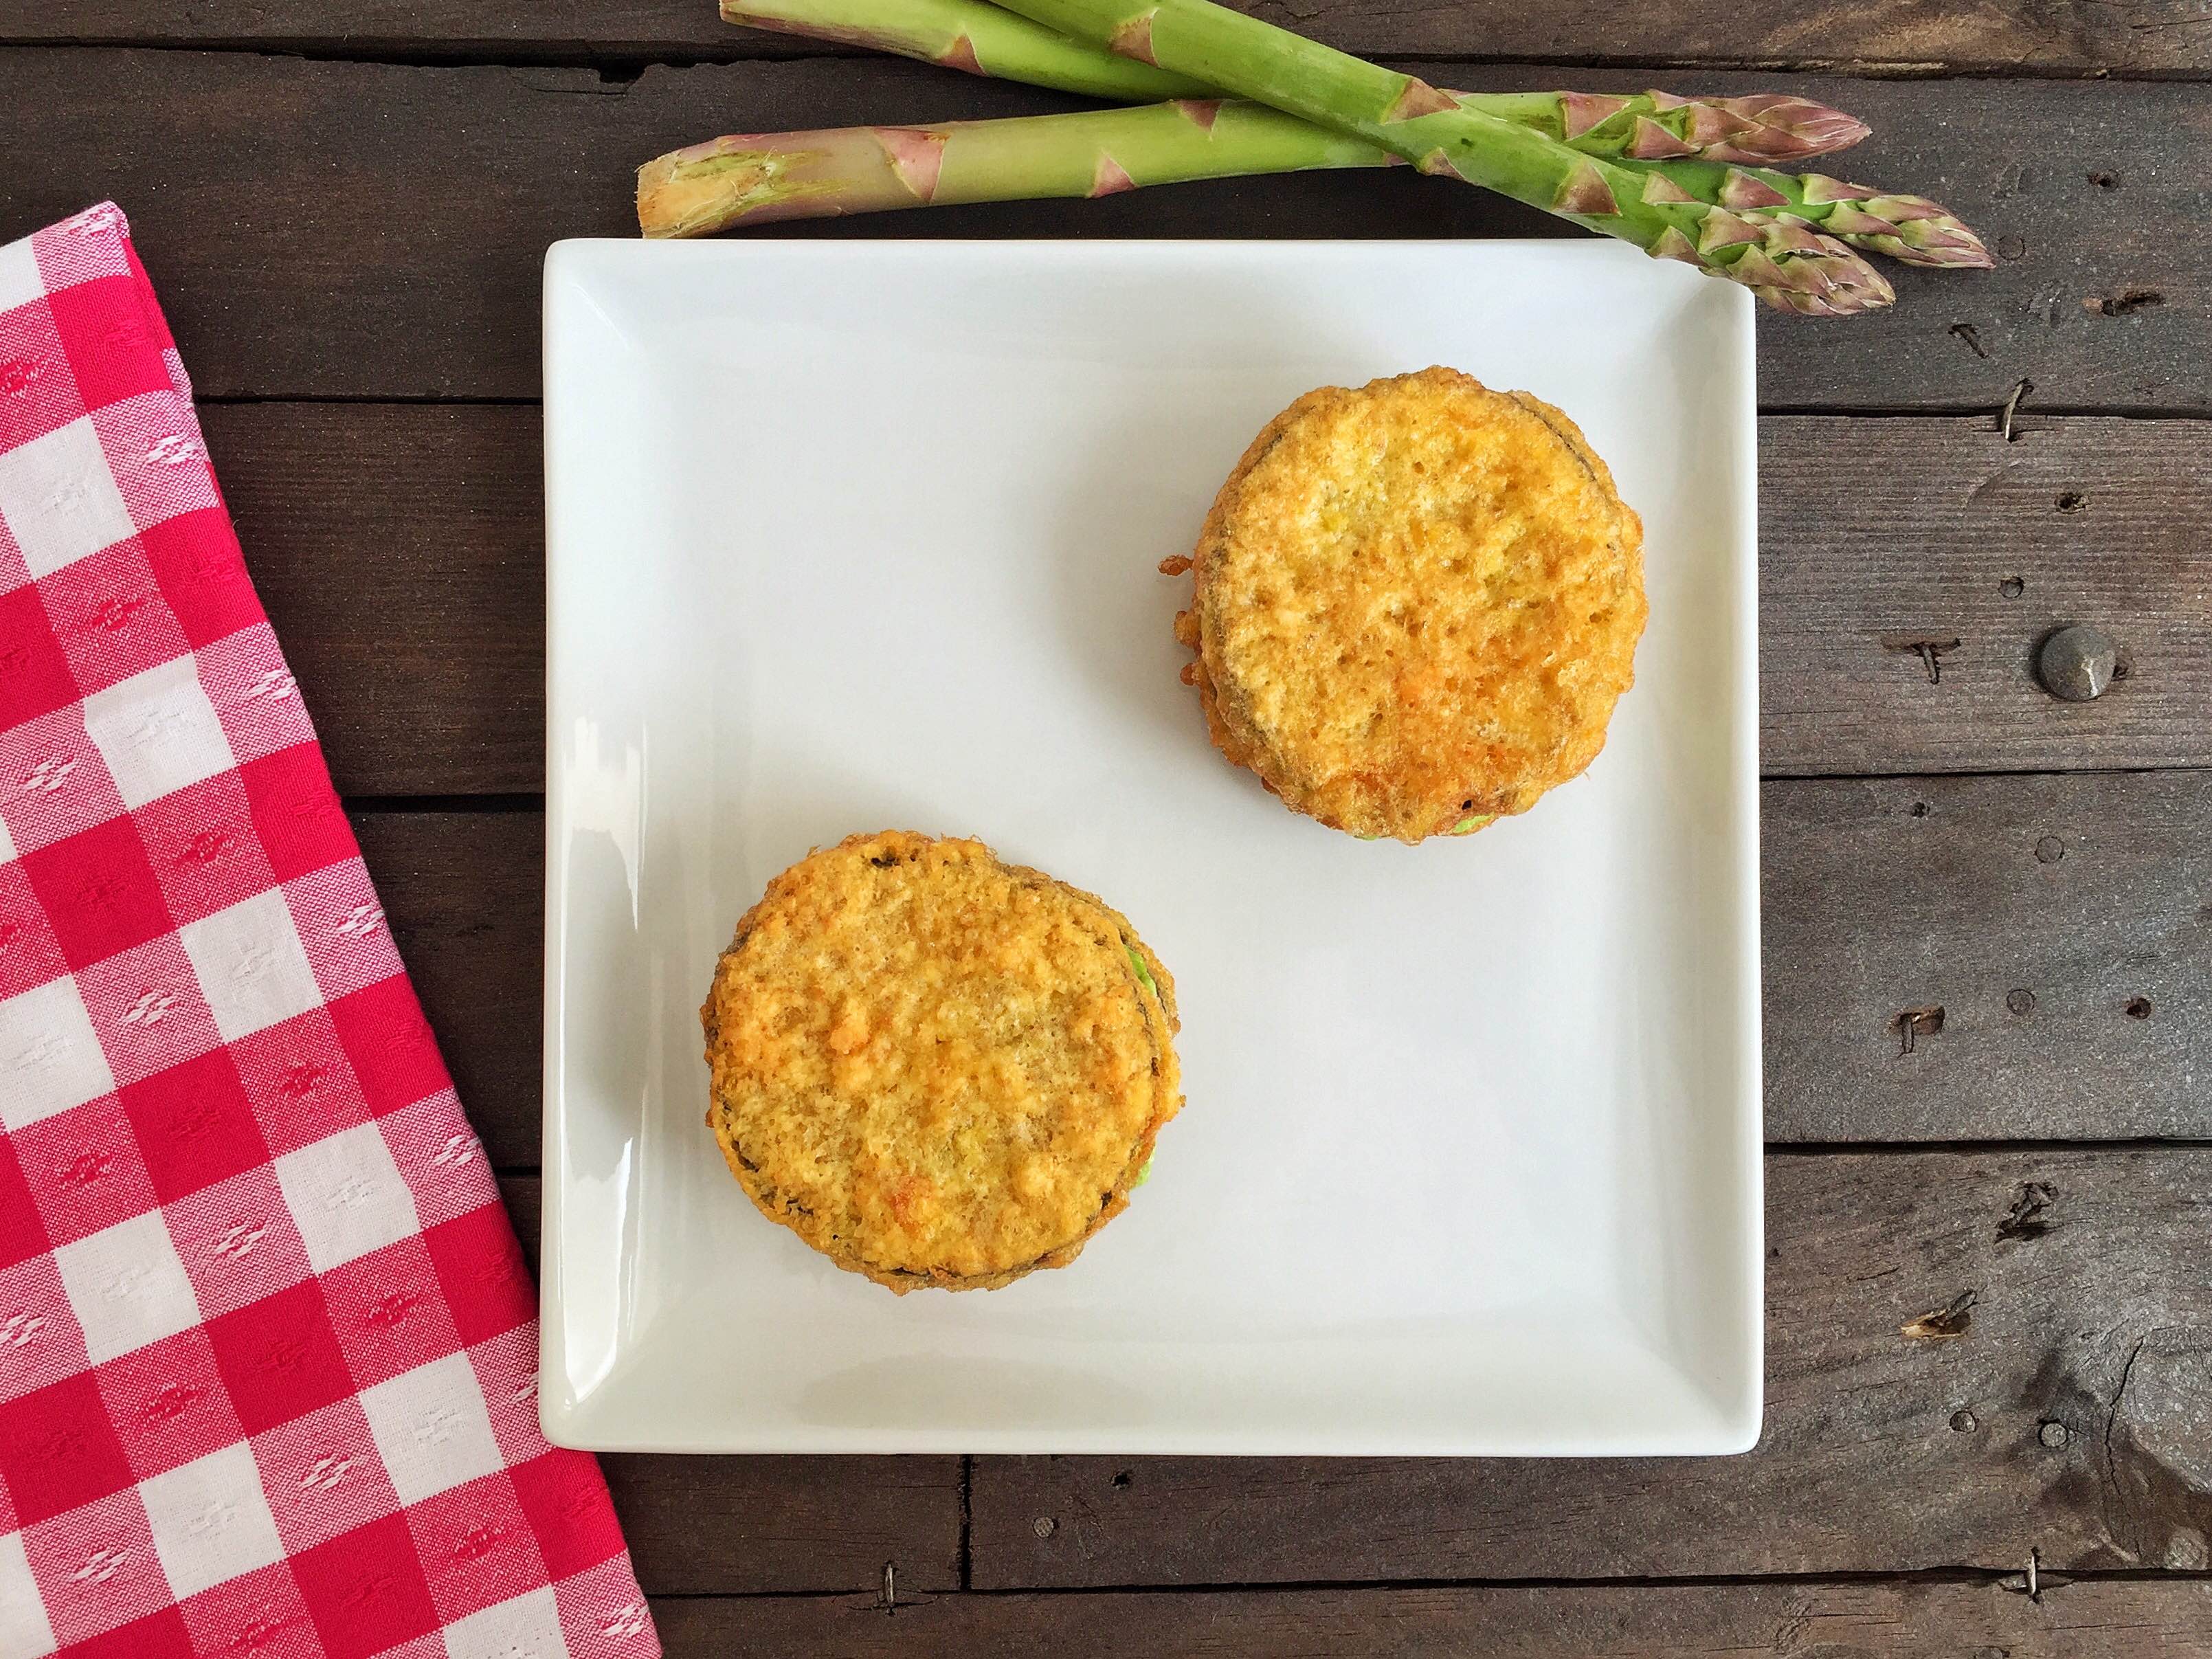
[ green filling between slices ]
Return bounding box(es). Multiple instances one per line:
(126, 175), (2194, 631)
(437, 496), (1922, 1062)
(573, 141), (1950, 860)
(1133, 1159), (1153, 1187)
(1124, 942), (1157, 994)
(1450, 814), (1496, 836)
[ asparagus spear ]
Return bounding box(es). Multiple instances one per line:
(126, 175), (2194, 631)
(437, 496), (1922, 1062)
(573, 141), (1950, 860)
(638, 99), (1382, 236)
(981, 0), (1906, 311)
(641, 101), (1988, 283)
(724, 0), (1871, 164)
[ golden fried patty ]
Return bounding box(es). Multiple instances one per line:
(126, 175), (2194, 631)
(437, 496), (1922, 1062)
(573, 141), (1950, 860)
(700, 831), (1180, 1293)
(1173, 367), (1646, 843)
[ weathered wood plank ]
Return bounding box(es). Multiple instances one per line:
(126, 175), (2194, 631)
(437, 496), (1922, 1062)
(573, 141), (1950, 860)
(1761, 416), (2212, 777)
(18, 0), (2212, 77)
(355, 810), (543, 1166)
(208, 403), (2212, 796)
(1763, 771), (2212, 1141)
(209, 405), (543, 799)
(0, 52), (2198, 411)
(497, 1179), (965, 1594)
(966, 1148), (2212, 1585)
(359, 769), (2212, 1166)
(645, 1581), (2212, 1658)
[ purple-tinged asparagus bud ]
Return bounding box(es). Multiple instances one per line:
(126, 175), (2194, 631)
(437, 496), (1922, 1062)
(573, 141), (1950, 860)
(1706, 223), (1895, 314)
(1561, 91), (1633, 137)
(1544, 90), (1868, 162)
(1891, 216), (1996, 267)
(1710, 93), (1871, 158)
(1555, 162), (1620, 215)
(1696, 208), (1764, 254)
(1798, 174), (1879, 204)
(1760, 216), (1830, 256)
(1719, 168), (1790, 210)
(1815, 191), (1994, 268)
(1627, 115), (1698, 159)
(1640, 171), (1699, 205)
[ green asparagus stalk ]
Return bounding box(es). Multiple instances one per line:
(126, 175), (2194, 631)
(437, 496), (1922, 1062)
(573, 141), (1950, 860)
(981, 0), (1906, 311)
(641, 101), (1989, 282)
(723, 0), (1873, 164)
(726, 0), (1208, 100)
(638, 98), (1383, 236)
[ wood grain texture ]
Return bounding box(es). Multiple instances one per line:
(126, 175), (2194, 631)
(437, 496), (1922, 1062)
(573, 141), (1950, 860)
(17, 0), (2212, 76)
(208, 405), (543, 798)
(0, 52), (2198, 411)
(643, 1580), (2212, 1657)
(204, 405), (2212, 797)
(966, 1149), (2212, 1585)
(1763, 771), (2212, 1141)
(1763, 416), (2212, 777)
(497, 1179), (965, 1594)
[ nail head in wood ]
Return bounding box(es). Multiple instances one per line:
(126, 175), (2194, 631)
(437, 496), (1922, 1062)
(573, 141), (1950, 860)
(2036, 624), (2117, 701)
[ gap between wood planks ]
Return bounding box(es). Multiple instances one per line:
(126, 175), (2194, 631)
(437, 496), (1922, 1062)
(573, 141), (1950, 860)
(333, 752), (2212, 819)
(8, 36), (2212, 84)
(185, 392), (2212, 425)
(635, 1564), (2212, 1599)
(483, 1141), (2212, 1179)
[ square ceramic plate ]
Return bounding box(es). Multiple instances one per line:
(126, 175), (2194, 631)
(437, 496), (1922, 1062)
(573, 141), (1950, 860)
(539, 238), (1761, 1456)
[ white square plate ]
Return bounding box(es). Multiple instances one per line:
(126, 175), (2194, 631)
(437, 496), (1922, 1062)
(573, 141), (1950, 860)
(540, 238), (1761, 1456)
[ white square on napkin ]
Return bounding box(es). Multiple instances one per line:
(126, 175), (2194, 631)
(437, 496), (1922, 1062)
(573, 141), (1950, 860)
(53, 1209), (201, 1364)
(179, 888), (322, 1044)
(0, 972), (116, 1131)
(443, 1587), (563, 1659)
(0, 416), (139, 578)
(139, 1443), (287, 1600)
(272, 1120), (420, 1274)
(85, 654), (239, 812)
(359, 1352), (506, 1506)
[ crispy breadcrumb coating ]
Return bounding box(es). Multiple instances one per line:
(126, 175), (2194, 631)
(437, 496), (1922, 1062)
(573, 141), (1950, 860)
(701, 831), (1180, 1293)
(1178, 367), (1646, 843)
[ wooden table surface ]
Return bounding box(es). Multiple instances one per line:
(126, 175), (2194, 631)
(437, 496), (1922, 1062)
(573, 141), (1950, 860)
(10, 4), (2211, 1652)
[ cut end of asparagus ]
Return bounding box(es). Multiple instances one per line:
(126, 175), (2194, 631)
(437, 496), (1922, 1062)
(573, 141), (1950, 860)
(637, 127), (938, 237)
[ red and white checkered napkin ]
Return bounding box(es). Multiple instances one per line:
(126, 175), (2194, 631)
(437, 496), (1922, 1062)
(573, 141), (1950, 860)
(0, 205), (658, 1659)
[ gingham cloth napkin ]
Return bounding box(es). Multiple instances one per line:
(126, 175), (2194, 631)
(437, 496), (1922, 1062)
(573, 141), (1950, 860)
(0, 205), (657, 1659)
